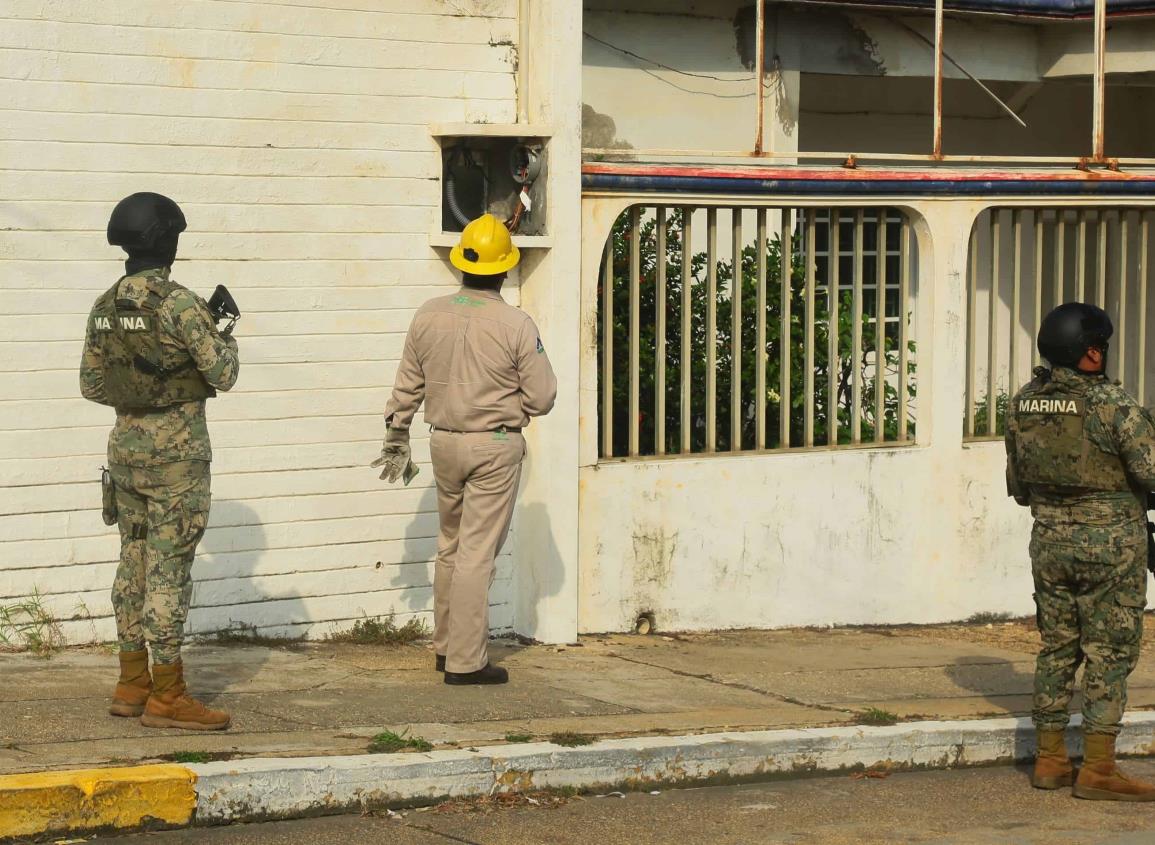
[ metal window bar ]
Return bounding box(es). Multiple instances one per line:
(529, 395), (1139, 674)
(828, 211), (841, 447)
(1140, 213), (1150, 405)
(628, 206), (641, 458)
(987, 211), (999, 437)
(601, 241), (614, 457)
(706, 208), (718, 453)
(732, 210), (744, 451)
(875, 213), (888, 443)
(965, 206), (1155, 440)
(656, 207), (668, 456)
(804, 209), (817, 448)
(597, 204), (918, 460)
(852, 210), (865, 445)
(681, 207), (693, 454)
(756, 209), (768, 450)
(780, 208), (792, 450)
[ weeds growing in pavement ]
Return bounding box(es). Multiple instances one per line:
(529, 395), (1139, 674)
(0, 591), (64, 657)
(858, 707), (900, 726)
(210, 623), (304, 648)
(368, 729), (434, 754)
(327, 614), (429, 646)
(548, 732), (597, 747)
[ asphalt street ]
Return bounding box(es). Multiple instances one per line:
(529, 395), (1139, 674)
(90, 759), (1155, 845)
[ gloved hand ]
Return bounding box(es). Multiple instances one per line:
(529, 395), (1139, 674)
(371, 428), (414, 484)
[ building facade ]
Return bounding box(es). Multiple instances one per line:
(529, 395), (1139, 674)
(1, 0), (1152, 646)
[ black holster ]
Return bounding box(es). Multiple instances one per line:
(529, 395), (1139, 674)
(101, 466), (118, 526)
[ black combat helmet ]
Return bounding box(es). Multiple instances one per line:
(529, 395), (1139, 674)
(1037, 302), (1113, 368)
(106, 192), (187, 252)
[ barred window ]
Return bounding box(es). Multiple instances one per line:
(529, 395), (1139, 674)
(597, 205), (919, 460)
(965, 208), (1155, 440)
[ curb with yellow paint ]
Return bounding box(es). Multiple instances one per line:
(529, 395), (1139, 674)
(3, 714), (1155, 838)
(0, 764), (196, 841)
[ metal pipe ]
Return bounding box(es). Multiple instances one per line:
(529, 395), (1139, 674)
(1077, 210), (1088, 301)
(829, 211), (842, 446)
(1033, 212), (1043, 369)
(852, 209), (865, 443)
(628, 206), (641, 457)
(754, 0), (766, 156)
(1140, 213), (1150, 405)
(732, 209), (744, 450)
(894, 21), (1027, 128)
(756, 209), (768, 450)
(965, 220), (978, 437)
(706, 207), (718, 452)
(1096, 211), (1108, 309)
(656, 207), (668, 456)
(987, 210), (999, 437)
(780, 209), (793, 448)
(1118, 211), (1129, 382)
(898, 219), (910, 442)
(1010, 209), (1022, 396)
(582, 150), (1150, 165)
(805, 209), (817, 447)
(601, 241), (614, 457)
(1093, 0), (1107, 161)
(876, 212), (888, 442)
(680, 207), (693, 454)
(933, 0), (945, 158)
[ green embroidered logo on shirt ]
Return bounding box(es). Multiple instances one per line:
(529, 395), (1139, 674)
(453, 295), (486, 308)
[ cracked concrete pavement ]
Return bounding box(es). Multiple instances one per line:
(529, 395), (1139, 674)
(4, 622), (1155, 775)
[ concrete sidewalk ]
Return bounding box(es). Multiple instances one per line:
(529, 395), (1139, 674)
(5, 619), (1155, 776)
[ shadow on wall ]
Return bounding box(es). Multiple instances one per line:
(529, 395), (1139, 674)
(511, 448), (566, 639)
(386, 453), (565, 641)
(187, 500), (307, 699)
(389, 483), (440, 628)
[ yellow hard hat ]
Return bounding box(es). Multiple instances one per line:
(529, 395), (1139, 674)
(450, 213), (520, 275)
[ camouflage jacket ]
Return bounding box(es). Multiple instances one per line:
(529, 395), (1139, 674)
(80, 268), (240, 466)
(1005, 366), (1155, 536)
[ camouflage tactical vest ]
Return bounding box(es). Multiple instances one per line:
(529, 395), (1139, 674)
(1010, 372), (1130, 492)
(88, 274), (215, 410)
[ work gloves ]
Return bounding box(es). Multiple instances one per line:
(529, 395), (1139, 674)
(371, 428), (419, 486)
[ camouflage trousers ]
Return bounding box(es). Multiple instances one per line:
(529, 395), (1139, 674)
(109, 460), (210, 664)
(1031, 528), (1148, 735)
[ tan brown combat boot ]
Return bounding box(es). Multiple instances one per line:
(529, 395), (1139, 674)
(109, 648), (152, 717)
(140, 660), (230, 731)
(1073, 733), (1155, 801)
(1031, 729), (1074, 789)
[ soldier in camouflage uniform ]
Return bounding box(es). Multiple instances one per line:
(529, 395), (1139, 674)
(80, 193), (239, 731)
(1006, 302), (1155, 800)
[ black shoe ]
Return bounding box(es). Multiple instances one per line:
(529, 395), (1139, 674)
(435, 654), (446, 672)
(444, 663), (508, 685)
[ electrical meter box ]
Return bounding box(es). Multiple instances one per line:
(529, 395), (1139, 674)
(430, 125), (551, 246)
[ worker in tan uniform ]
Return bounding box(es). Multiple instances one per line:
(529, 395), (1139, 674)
(374, 214), (556, 685)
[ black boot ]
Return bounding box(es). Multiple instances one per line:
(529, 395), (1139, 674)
(444, 662), (508, 685)
(435, 654), (446, 672)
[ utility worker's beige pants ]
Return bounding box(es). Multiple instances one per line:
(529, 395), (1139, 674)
(429, 429), (525, 673)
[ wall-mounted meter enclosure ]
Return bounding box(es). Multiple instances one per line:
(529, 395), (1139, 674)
(431, 125), (551, 243)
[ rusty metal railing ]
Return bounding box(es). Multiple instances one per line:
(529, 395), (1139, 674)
(597, 204), (918, 460)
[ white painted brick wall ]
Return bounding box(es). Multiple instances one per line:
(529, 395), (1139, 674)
(0, 0), (520, 643)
